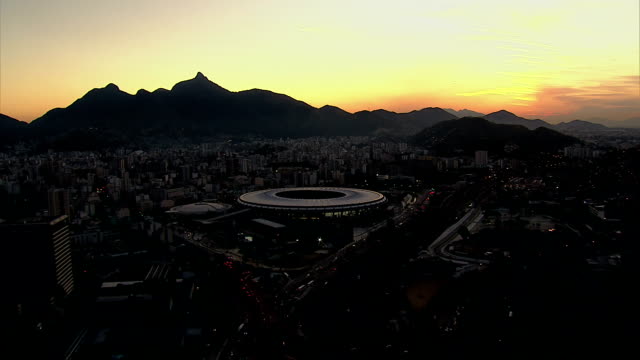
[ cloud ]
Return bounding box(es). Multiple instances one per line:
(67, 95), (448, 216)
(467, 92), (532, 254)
(524, 75), (640, 121)
(457, 87), (536, 97)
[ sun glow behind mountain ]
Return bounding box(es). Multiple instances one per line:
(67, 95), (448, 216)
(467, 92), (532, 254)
(1, 0), (638, 122)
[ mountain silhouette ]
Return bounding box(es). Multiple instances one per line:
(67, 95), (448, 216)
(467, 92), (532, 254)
(29, 73), (466, 137)
(31, 73), (398, 137)
(555, 120), (608, 132)
(444, 108), (485, 118)
(22, 73), (620, 140)
(0, 113), (27, 128)
(371, 107), (458, 134)
(413, 117), (578, 156)
(483, 110), (552, 130)
(0, 113), (30, 148)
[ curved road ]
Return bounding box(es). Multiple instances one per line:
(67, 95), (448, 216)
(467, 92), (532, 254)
(425, 207), (489, 265)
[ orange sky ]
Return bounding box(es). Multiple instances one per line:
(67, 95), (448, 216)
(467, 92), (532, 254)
(1, 0), (638, 123)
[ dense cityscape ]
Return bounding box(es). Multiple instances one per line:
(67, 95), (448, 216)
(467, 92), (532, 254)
(2, 127), (639, 358)
(2, 1), (639, 359)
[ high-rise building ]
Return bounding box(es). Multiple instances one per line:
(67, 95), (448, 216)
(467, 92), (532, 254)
(0, 215), (75, 311)
(123, 171), (132, 193)
(475, 150), (489, 168)
(180, 165), (192, 182)
(47, 188), (71, 217)
(240, 158), (251, 173)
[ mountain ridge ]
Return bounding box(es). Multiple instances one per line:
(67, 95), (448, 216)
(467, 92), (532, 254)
(412, 117), (579, 156)
(29, 73), (458, 137)
(444, 108), (485, 118)
(555, 120), (609, 132)
(483, 110), (553, 130)
(0, 113), (28, 128)
(19, 73), (632, 139)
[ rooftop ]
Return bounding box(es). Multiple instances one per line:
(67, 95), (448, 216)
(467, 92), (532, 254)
(166, 202), (231, 216)
(252, 218), (286, 229)
(238, 187), (386, 211)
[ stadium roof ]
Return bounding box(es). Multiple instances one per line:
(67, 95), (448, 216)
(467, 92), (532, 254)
(238, 187), (386, 211)
(167, 202), (231, 215)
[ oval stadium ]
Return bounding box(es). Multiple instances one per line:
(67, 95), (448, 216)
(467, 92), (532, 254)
(238, 187), (386, 213)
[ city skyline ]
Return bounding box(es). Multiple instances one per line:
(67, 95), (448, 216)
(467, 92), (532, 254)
(2, 2), (639, 358)
(1, 0), (638, 123)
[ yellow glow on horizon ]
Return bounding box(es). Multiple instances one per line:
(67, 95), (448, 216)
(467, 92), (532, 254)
(0, 0), (638, 122)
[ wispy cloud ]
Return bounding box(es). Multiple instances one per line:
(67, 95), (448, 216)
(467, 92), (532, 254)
(457, 86), (537, 98)
(525, 75), (640, 121)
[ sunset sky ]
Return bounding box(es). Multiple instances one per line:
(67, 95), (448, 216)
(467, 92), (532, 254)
(1, 0), (638, 123)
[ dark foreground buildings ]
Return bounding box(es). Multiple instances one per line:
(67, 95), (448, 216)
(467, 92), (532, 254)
(1, 215), (74, 315)
(1, 215), (74, 358)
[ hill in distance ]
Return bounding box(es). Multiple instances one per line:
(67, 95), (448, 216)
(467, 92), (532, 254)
(31, 73), (345, 137)
(444, 108), (485, 118)
(555, 120), (609, 132)
(12, 72), (622, 146)
(0, 113), (28, 129)
(412, 117), (579, 156)
(584, 116), (640, 129)
(31, 72), (456, 138)
(483, 110), (554, 130)
(0, 113), (30, 148)
(370, 107), (458, 134)
(30, 73), (465, 138)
